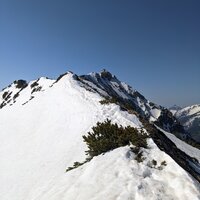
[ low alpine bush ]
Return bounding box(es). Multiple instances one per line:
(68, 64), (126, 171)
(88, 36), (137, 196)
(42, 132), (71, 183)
(83, 119), (148, 158)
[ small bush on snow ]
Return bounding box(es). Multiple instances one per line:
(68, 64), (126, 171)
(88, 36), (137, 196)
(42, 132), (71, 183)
(66, 120), (148, 172)
(83, 119), (148, 158)
(99, 97), (119, 105)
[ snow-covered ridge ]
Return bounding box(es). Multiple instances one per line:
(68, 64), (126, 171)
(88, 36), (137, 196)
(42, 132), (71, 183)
(0, 72), (142, 200)
(78, 70), (184, 134)
(0, 77), (55, 109)
(79, 70), (162, 120)
(0, 70), (200, 200)
(0, 70), (185, 137)
(0, 70), (163, 123)
(176, 104), (200, 120)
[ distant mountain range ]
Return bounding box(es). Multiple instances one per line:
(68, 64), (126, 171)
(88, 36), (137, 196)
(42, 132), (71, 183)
(170, 104), (200, 143)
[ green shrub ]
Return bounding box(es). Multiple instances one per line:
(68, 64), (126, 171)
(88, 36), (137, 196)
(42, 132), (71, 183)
(152, 159), (157, 166)
(99, 97), (119, 105)
(161, 160), (167, 166)
(66, 161), (86, 172)
(66, 120), (148, 172)
(83, 119), (148, 157)
(131, 147), (145, 163)
(66, 158), (92, 172)
(147, 160), (167, 170)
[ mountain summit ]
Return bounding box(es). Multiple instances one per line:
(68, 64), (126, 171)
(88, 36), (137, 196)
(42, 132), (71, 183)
(0, 70), (200, 200)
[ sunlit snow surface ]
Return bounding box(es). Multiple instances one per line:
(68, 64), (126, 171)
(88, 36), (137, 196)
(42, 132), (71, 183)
(39, 141), (200, 200)
(0, 73), (199, 200)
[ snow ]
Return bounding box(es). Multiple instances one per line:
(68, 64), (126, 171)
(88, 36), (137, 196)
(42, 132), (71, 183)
(156, 126), (200, 163)
(169, 105), (182, 115)
(0, 73), (141, 200)
(0, 82), (21, 103)
(0, 77), (54, 108)
(150, 108), (161, 121)
(37, 140), (200, 200)
(0, 73), (199, 200)
(110, 81), (130, 99)
(173, 104), (200, 142)
(175, 104), (200, 127)
(79, 71), (165, 122)
(80, 79), (108, 97)
(176, 104), (200, 117)
(170, 109), (178, 115)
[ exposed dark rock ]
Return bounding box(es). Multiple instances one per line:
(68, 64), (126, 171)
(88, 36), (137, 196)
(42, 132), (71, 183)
(2, 92), (9, 99)
(30, 81), (39, 88)
(13, 93), (19, 100)
(132, 91), (146, 101)
(100, 69), (113, 81)
(14, 80), (28, 89)
(0, 102), (6, 109)
(150, 125), (200, 183)
(155, 109), (185, 133)
(78, 70), (184, 136)
(2, 91), (12, 101)
(31, 86), (42, 94)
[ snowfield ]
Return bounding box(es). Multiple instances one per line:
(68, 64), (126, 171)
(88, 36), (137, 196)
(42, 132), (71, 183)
(0, 72), (200, 200)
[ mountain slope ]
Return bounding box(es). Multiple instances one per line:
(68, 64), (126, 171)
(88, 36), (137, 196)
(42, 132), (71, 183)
(0, 71), (199, 200)
(79, 70), (184, 134)
(174, 104), (200, 142)
(0, 72), (142, 200)
(38, 143), (200, 200)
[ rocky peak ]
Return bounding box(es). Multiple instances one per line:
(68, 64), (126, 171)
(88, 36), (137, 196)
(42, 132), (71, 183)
(100, 69), (113, 80)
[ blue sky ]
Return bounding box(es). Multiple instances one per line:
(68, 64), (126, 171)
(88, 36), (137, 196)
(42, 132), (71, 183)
(0, 0), (200, 107)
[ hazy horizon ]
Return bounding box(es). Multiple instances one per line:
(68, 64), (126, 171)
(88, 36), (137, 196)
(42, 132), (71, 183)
(1, 0), (200, 107)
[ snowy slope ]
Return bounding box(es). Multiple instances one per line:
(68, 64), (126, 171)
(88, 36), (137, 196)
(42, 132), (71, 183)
(79, 70), (183, 134)
(0, 72), (142, 200)
(38, 141), (200, 200)
(0, 71), (199, 200)
(79, 70), (162, 121)
(175, 104), (200, 142)
(0, 78), (54, 108)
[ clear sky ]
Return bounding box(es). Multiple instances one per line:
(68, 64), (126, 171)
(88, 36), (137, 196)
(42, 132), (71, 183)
(0, 0), (200, 107)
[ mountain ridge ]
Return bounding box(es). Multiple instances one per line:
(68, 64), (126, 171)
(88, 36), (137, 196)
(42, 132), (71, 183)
(0, 70), (192, 139)
(0, 70), (200, 200)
